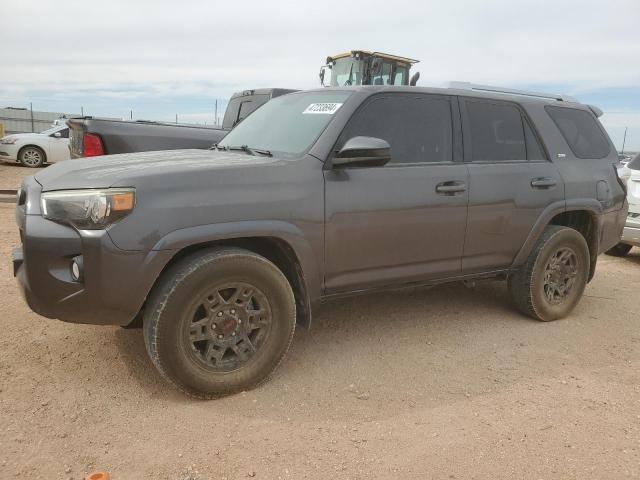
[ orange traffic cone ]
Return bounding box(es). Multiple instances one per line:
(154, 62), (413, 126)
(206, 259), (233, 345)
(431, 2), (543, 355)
(85, 472), (111, 480)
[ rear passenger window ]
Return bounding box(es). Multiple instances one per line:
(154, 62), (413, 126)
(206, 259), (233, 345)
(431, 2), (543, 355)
(467, 101), (543, 162)
(546, 106), (611, 159)
(341, 95), (453, 164)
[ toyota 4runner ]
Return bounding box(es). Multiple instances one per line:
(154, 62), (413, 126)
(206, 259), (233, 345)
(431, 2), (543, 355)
(13, 84), (628, 397)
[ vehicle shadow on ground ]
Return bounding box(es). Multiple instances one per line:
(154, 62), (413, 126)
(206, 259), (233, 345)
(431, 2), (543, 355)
(111, 278), (536, 403)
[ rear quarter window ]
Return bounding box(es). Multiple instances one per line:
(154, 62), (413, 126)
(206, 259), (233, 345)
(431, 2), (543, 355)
(545, 106), (611, 159)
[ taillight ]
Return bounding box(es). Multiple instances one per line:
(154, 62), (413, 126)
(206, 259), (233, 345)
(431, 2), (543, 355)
(613, 164), (628, 197)
(83, 133), (104, 157)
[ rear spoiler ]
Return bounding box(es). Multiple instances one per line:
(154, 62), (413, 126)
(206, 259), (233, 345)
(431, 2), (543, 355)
(588, 105), (603, 118)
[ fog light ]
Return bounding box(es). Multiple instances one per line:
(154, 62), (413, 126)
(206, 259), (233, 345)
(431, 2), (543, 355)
(71, 256), (83, 282)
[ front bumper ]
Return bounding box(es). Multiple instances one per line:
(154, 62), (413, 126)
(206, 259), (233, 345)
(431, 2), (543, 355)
(0, 143), (19, 162)
(13, 177), (174, 326)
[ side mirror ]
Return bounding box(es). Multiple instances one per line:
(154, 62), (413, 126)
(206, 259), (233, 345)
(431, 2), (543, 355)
(409, 71), (420, 86)
(319, 65), (331, 86)
(332, 136), (391, 168)
(53, 132), (62, 138)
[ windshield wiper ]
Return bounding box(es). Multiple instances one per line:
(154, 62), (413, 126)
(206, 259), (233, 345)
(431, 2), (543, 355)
(225, 145), (272, 157)
(250, 147), (273, 157)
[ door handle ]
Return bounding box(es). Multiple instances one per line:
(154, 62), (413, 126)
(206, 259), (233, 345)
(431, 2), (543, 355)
(436, 181), (466, 195)
(530, 177), (557, 188)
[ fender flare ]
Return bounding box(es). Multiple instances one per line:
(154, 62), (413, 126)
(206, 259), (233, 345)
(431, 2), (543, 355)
(147, 220), (322, 322)
(511, 200), (603, 269)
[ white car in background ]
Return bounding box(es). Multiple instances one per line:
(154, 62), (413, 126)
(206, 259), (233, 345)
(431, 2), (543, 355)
(0, 123), (71, 168)
(607, 153), (640, 257)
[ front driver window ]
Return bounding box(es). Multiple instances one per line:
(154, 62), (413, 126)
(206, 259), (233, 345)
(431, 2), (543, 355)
(340, 94), (453, 164)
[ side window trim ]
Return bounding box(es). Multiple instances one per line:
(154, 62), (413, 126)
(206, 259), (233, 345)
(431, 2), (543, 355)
(331, 92), (462, 167)
(522, 113), (550, 162)
(459, 97), (550, 163)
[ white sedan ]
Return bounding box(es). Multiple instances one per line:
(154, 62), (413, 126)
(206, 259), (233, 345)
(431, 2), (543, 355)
(0, 123), (71, 167)
(607, 154), (640, 257)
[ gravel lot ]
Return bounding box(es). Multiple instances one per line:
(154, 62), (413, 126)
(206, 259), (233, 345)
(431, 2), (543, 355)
(0, 161), (36, 189)
(1, 163), (639, 479)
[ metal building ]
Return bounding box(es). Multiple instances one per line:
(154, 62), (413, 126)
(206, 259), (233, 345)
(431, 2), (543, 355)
(0, 107), (80, 135)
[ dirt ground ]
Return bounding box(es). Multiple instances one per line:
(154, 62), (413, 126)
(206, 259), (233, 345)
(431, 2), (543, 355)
(1, 163), (639, 480)
(0, 160), (36, 189)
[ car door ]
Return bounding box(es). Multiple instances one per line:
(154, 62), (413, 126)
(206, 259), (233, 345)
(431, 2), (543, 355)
(459, 98), (564, 273)
(324, 93), (469, 294)
(48, 128), (70, 163)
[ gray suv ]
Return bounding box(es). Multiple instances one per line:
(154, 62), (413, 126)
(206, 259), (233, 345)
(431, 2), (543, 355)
(13, 85), (628, 397)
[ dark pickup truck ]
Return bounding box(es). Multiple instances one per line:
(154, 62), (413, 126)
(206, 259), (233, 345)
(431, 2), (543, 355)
(68, 88), (297, 158)
(14, 84), (627, 398)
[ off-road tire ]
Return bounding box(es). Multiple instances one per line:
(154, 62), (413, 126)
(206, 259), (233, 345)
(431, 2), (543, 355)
(508, 226), (589, 322)
(143, 247), (296, 398)
(605, 243), (632, 257)
(18, 146), (46, 168)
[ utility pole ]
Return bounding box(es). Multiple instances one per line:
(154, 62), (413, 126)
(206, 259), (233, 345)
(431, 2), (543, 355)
(81, 106), (84, 116)
(215, 100), (218, 127)
(175, 114), (178, 124)
(30, 102), (34, 132)
(621, 127), (628, 155)
(130, 109), (133, 120)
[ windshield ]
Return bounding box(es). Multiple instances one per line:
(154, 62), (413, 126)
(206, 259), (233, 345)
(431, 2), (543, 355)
(330, 58), (365, 86)
(219, 91), (352, 156)
(222, 94), (269, 129)
(39, 125), (65, 136)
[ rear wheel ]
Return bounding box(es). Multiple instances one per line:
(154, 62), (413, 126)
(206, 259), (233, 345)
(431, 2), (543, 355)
(143, 247), (296, 398)
(605, 243), (632, 257)
(18, 146), (45, 167)
(508, 226), (589, 321)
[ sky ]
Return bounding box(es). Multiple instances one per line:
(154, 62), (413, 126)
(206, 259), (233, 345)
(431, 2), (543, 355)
(1, 0), (639, 151)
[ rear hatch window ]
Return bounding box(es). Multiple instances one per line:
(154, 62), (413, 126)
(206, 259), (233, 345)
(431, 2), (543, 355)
(545, 106), (611, 159)
(222, 94), (270, 129)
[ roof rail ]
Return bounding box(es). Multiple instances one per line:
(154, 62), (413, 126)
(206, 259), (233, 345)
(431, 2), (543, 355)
(448, 81), (577, 103)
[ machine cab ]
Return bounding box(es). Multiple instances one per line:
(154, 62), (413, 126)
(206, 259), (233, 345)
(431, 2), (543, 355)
(320, 50), (419, 87)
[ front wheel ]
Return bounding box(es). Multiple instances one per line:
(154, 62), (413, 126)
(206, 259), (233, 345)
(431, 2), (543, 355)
(508, 226), (589, 321)
(18, 146), (46, 167)
(143, 247), (296, 398)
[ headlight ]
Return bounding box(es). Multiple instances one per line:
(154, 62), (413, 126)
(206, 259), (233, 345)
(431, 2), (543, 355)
(41, 188), (135, 229)
(1, 137), (18, 144)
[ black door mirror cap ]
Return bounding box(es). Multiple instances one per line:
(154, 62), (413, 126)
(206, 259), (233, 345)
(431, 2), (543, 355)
(333, 136), (391, 168)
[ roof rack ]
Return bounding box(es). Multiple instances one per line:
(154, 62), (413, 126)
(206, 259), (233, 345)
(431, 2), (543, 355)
(448, 81), (577, 103)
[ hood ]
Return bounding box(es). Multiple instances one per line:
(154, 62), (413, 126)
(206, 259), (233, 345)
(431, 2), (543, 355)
(1, 132), (44, 141)
(34, 149), (285, 191)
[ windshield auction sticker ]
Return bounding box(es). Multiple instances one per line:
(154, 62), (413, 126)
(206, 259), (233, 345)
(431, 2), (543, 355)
(303, 103), (343, 114)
